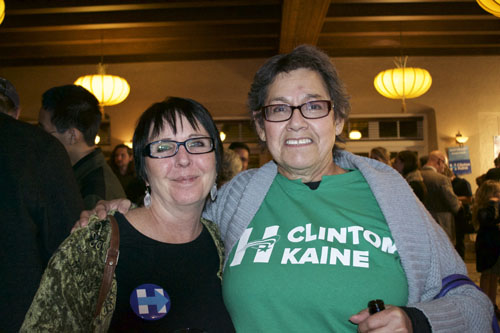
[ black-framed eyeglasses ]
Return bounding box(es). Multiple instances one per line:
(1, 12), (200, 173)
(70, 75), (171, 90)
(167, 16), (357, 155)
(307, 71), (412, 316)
(143, 137), (214, 159)
(261, 100), (332, 122)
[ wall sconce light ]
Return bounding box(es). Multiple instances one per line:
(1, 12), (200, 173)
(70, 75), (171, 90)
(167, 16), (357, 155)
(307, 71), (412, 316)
(349, 130), (362, 140)
(455, 131), (469, 145)
(95, 135), (101, 145)
(219, 131), (227, 142)
(124, 141), (133, 149)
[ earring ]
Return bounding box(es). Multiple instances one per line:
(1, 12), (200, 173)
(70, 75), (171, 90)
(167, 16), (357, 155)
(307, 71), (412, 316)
(144, 185), (152, 208)
(210, 183), (217, 201)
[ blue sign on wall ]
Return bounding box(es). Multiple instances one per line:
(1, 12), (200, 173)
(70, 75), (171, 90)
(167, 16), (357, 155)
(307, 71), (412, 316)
(448, 147), (471, 175)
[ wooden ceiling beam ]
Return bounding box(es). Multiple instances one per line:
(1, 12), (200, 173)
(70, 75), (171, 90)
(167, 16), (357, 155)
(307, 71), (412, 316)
(279, 0), (331, 53)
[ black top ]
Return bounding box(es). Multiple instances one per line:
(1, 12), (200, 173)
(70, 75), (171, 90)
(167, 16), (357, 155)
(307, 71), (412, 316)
(475, 201), (500, 272)
(0, 113), (84, 332)
(109, 212), (235, 332)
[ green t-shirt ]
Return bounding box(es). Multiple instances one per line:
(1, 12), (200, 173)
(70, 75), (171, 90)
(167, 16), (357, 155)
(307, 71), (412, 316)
(223, 170), (408, 332)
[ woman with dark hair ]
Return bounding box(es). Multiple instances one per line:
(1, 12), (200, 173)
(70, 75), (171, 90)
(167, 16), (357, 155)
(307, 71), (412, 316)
(109, 144), (145, 205)
(393, 150), (427, 202)
(22, 97), (234, 332)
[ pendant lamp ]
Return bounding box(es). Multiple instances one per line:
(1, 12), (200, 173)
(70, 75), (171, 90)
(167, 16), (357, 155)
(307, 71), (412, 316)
(74, 63), (130, 111)
(477, 0), (500, 17)
(1, 0), (5, 25)
(374, 57), (432, 112)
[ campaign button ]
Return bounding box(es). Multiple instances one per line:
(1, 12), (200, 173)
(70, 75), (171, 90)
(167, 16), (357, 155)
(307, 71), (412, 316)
(130, 283), (171, 320)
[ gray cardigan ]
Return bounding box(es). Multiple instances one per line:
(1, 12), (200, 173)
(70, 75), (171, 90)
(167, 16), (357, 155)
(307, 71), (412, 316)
(204, 149), (493, 332)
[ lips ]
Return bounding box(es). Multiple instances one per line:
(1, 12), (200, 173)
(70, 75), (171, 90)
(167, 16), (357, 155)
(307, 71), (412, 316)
(173, 175), (198, 183)
(285, 138), (312, 145)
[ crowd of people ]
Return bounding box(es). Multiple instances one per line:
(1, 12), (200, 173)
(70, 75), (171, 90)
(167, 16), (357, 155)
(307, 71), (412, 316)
(371, 147), (500, 320)
(1, 44), (499, 332)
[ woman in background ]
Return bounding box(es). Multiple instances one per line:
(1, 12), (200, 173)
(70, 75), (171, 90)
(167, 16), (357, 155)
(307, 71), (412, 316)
(474, 179), (500, 318)
(369, 146), (391, 165)
(392, 150), (427, 203)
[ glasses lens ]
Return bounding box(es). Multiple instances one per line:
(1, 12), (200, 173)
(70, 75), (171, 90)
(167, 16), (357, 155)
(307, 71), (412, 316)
(301, 101), (330, 119)
(186, 137), (213, 154)
(264, 105), (291, 122)
(150, 141), (177, 158)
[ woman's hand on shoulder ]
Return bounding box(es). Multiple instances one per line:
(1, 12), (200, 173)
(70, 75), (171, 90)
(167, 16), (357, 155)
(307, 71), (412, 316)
(350, 305), (412, 333)
(71, 198), (132, 232)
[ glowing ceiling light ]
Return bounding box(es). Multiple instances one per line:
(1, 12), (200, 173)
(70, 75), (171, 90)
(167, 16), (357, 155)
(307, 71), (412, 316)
(374, 57), (432, 112)
(477, 0), (500, 17)
(74, 63), (130, 108)
(0, 1), (5, 25)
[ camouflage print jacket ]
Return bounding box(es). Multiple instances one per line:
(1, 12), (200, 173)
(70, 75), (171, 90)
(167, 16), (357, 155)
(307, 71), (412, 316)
(21, 215), (225, 333)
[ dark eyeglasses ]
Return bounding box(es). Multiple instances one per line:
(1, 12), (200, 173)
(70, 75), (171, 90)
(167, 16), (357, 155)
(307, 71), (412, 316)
(143, 137), (214, 158)
(261, 100), (332, 122)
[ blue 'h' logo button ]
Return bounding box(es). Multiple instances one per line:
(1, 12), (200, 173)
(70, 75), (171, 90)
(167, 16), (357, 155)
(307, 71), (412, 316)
(130, 283), (171, 320)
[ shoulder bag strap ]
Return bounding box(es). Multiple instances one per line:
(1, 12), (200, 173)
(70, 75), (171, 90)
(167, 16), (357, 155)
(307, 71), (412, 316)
(435, 273), (500, 333)
(94, 215), (120, 318)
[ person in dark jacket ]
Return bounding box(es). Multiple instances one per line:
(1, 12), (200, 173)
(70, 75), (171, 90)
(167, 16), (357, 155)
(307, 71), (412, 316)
(38, 85), (125, 209)
(0, 77), (84, 332)
(109, 144), (146, 205)
(473, 179), (500, 318)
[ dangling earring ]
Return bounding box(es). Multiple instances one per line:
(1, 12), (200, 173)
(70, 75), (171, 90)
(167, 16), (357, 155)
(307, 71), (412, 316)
(210, 183), (217, 201)
(144, 185), (152, 208)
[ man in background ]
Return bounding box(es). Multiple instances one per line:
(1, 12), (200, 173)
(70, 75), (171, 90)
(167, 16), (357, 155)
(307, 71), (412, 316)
(38, 85), (125, 209)
(0, 78), (84, 332)
(451, 171), (473, 259)
(229, 141), (250, 171)
(421, 150), (461, 244)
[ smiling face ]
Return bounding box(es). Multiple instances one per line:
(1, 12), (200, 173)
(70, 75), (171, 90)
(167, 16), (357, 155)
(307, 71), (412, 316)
(145, 115), (216, 209)
(255, 68), (344, 181)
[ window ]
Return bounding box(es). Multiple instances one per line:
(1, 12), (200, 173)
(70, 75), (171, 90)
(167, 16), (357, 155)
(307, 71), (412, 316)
(344, 116), (424, 141)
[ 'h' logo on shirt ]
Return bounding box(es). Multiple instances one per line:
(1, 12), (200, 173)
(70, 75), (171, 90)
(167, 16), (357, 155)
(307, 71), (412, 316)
(230, 226), (280, 267)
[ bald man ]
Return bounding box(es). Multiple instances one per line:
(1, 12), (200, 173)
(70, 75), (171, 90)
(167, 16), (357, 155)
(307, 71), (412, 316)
(420, 150), (461, 244)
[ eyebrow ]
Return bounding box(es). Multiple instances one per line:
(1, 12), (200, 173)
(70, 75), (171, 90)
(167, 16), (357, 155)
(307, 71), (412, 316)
(153, 133), (209, 142)
(267, 93), (324, 104)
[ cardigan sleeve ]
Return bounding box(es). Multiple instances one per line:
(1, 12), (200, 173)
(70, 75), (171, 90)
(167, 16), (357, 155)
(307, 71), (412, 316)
(21, 219), (112, 332)
(407, 206), (493, 332)
(335, 151), (493, 332)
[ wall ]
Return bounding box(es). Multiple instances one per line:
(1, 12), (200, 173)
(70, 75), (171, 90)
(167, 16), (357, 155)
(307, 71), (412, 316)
(2, 55), (499, 191)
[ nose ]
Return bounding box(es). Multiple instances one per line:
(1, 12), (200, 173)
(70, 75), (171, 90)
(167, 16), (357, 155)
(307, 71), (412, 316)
(287, 106), (308, 131)
(174, 144), (192, 167)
